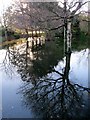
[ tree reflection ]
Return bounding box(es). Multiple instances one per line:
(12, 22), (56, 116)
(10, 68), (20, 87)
(9, 41), (63, 81)
(5, 42), (90, 119)
(16, 47), (89, 119)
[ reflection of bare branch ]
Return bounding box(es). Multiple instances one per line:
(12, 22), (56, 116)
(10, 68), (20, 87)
(52, 69), (64, 76)
(17, 51), (89, 118)
(2, 51), (8, 65)
(1, 48), (15, 76)
(5, 41), (89, 118)
(74, 84), (90, 93)
(19, 74), (86, 118)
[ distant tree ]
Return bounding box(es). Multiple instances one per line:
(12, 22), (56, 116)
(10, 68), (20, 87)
(3, 0), (89, 50)
(13, 0), (89, 53)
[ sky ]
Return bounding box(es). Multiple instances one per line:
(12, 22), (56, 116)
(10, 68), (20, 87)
(0, 0), (88, 16)
(0, 0), (13, 16)
(0, 0), (13, 9)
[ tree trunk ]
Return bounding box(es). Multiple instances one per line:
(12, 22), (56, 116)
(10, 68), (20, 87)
(63, 1), (72, 83)
(64, 0), (67, 55)
(67, 21), (72, 53)
(64, 0), (72, 55)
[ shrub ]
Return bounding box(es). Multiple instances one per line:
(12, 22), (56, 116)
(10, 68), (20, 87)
(13, 33), (20, 39)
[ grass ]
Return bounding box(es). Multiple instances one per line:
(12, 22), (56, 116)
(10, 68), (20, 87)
(0, 38), (26, 47)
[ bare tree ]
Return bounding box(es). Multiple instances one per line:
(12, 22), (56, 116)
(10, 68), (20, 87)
(5, 0), (89, 51)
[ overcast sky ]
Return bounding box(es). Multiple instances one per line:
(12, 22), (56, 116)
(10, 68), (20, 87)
(0, 0), (13, 15)
(0, 0), (88, 16)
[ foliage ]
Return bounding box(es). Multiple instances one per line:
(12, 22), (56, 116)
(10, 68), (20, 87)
(72, 19), (80, 36)
(72, 31), (89, 50)
(13, 33), (20, 39)
(0, 27), (20, 40)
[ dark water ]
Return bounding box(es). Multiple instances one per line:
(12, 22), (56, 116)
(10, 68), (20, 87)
(0, 40), (90, 119)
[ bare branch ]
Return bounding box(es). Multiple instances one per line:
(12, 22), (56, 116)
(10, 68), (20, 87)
(74, 84), (90, 93)
(71, 1), (89, 15)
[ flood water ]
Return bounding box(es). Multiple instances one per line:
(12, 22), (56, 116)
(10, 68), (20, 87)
(0, 40), (90, 119)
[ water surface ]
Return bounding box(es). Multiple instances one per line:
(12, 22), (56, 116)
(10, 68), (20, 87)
(0, 43), (89, 119)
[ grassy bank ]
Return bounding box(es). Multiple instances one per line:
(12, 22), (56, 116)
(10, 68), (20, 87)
(0, 38), (26, 47)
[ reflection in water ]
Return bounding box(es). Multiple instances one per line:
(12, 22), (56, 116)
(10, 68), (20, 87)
(0, 50), (36, 118)
(19, 50), (89, 119)
(6, 43), (90, 119)
(1, 42), (90, 119)
(9, 41), (63, 80)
